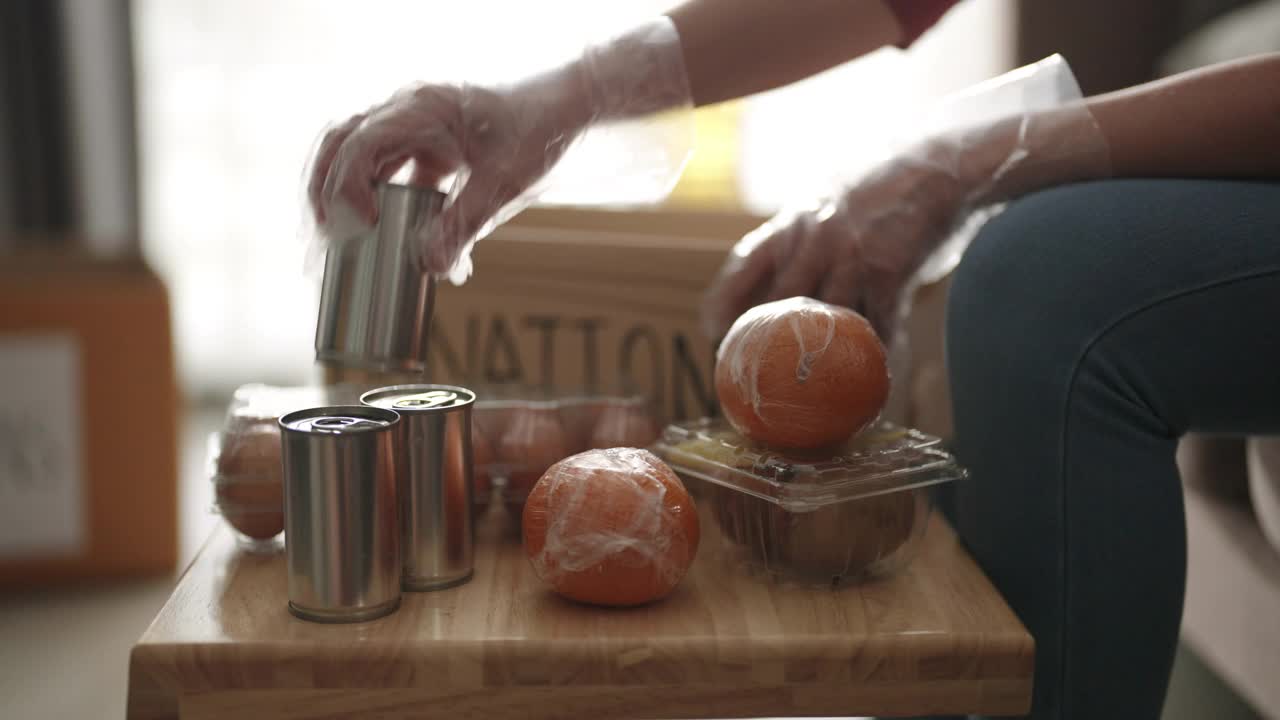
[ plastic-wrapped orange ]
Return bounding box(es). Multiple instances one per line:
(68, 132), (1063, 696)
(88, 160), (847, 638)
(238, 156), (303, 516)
(715, 297), (889, 450)
(522, 448), (699, 607)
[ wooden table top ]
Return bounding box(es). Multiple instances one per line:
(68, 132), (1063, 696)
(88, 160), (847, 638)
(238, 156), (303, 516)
(128, 506), (1033, 720)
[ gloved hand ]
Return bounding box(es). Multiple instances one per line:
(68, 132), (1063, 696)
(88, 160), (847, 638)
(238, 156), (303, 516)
(701, 68), (1112, 342)
(701, 149), (964, 341)
(307, 18), (691, 284)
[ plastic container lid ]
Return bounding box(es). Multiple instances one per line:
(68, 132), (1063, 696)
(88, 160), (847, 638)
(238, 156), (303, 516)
(653, 419), (966, 512)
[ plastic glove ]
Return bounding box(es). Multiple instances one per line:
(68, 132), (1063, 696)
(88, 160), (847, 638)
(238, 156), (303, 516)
(306, 18), (691, 284)
(700, 60), (1112, 342)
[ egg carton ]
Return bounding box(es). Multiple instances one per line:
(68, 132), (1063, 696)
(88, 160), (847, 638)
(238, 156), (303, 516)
(470, 390), (662, 513)
(204, 431), (283, 553)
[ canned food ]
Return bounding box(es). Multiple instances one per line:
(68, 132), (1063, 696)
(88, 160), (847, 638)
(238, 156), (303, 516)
(361, 384), (476, 591)
(314, 182), (446, 375)
(280, 405), (401, 623)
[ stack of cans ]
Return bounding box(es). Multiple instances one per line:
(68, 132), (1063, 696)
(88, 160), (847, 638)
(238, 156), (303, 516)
(279, 384), (477, 624)
(287, 180), (478, 623)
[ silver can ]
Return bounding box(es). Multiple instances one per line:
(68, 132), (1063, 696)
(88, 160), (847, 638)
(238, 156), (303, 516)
(315, 182), (447, 374)
(361, 384), (476, 591)
(279, 405), (402, 623)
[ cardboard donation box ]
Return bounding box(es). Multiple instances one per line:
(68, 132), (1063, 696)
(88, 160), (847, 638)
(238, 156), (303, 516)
(0, 253), (179, 586)
(426, 208), (759, 424)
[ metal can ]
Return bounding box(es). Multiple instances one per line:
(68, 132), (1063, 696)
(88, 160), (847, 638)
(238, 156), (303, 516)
(314, 182), (447, 375)
(361, 384), (476, 591)
(279, 405), (402, 623)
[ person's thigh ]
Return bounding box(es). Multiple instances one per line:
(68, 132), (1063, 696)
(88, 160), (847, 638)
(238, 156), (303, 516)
(945, 178), (1280, 720)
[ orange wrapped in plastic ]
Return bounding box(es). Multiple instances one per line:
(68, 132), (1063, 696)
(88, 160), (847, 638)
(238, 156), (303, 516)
(523, 448), (699, 607)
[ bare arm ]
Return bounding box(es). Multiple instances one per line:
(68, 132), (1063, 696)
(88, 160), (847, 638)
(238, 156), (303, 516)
(665, 0), (904, 107)
(1089, 52), (1280, 179)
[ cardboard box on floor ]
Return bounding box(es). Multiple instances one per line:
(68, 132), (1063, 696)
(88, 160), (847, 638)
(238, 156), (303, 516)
(425, 205), (951, 432)
(0, 251), (178, 586)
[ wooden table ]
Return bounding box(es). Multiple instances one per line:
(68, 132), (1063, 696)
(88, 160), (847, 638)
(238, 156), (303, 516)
(127, 506), (1033, 719)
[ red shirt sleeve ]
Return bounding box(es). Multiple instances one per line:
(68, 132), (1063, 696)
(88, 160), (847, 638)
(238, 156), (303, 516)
(884, 0), (962, 47)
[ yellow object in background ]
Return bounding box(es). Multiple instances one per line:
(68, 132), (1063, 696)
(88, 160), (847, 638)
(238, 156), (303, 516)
(666, 100), (743, 211)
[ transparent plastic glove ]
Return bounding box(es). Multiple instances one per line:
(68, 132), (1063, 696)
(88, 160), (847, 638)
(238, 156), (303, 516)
(306, 18), (692, 284)
(701, 55), (1113, 342)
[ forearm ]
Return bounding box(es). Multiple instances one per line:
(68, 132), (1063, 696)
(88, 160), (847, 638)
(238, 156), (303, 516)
(1088, 52), (1280, 179)
(960, 53), (1280, 204)
(665, 0), (904, 107)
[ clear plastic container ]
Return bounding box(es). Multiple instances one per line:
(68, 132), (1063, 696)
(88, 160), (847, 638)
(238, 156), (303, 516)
(211, 384), (663, 535)
(208, 383), (366, 552)
(471, 390), (661, 518)
(653, 418), (966, 587)
(207, 432), (284, 553)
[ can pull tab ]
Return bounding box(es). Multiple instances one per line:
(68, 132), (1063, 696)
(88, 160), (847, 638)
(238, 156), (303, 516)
(310, 416), (387, 433)
(394, 390), (458, 409)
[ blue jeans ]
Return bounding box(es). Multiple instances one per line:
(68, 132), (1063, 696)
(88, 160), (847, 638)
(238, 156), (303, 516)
(921, 178), (1280, 719)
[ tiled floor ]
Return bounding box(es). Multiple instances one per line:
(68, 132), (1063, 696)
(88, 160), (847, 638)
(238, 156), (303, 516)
(0, 403), (1263, 719)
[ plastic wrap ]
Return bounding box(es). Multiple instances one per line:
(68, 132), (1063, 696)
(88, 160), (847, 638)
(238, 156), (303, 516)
(306, 17), (693, 284)
(208, 432), (284, 551)
(589, 397), (662, 450)
(906, 53), (1113, 289)
(495, 402), (572, 510)
(522, 447), (699, 607)
(654, 419), (964, 587)
(700, 54), (1111, 348)
(471, 391), (662, 516)
(714, 296), (890, 451)
(209, 383), (364, 551)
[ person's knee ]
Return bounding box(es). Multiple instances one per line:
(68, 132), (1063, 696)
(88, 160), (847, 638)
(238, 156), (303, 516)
(947, 178), (1243, 366)
(949, 184), (1132, 344)
(945, 184), (1124, 421)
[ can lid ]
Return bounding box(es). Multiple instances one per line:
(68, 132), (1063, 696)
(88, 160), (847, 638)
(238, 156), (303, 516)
(279, 405), (399, 435)
(360, 384), (476, 413)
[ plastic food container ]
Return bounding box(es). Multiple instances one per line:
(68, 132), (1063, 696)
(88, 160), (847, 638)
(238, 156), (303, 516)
(470, 390), (661, 517)
(208, 384), (364, 551)
(653, 418), (966, 587)
(207, 432), (284, 552)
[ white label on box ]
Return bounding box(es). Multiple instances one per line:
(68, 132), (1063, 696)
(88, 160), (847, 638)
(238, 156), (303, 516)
(0, 334), (85, 558)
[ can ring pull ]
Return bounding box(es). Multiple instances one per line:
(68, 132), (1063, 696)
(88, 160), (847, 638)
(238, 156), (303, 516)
(394, 390), (458, 409)
(308, 416), (387, 433)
